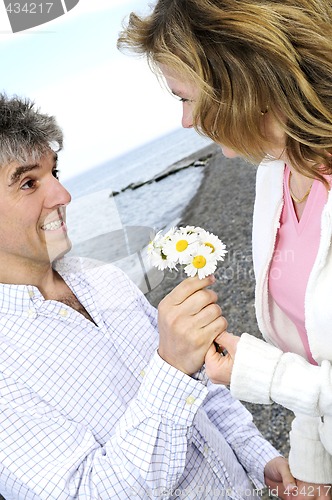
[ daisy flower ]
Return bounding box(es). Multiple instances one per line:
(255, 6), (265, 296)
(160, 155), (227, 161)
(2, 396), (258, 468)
(198, 230), (228, 261)
(183, 244), (218, 279)
(147, 231), (177, 271)
(181, 225), (204, 235)
(147, 225), (227, 279)
(163, 226), (177, 240)
(162, 228), (197, 264)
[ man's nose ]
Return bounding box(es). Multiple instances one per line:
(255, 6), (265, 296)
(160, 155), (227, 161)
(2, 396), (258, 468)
(45, 176), (72, 207)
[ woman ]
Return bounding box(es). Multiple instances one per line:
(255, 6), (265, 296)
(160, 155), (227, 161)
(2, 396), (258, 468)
(118, 0), (332, 494)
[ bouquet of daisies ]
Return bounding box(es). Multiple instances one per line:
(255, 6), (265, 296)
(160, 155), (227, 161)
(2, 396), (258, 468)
(148, 226), (227, 279)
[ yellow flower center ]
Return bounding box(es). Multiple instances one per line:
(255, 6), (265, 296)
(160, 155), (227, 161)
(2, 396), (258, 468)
(204, 242), (215, 252)
(176, 240), (189, 252)
(192, 255), (207, 269)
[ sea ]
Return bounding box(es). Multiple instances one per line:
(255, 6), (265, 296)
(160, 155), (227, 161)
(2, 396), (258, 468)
(62, 127), (214, 292)
(63, 127), (213, 245)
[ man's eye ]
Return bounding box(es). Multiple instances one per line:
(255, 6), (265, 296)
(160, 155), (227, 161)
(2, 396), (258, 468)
(52, 168), (60, 180)
(21, 179), (37, 190)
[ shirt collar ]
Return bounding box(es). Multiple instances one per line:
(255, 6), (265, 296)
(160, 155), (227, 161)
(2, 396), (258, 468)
(0, 283), (42, 315)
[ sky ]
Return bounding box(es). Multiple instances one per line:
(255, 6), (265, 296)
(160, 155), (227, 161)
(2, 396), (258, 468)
(0, 0), (182, 180)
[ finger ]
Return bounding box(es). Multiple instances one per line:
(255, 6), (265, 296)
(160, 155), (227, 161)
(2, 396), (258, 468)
(193, 302), (222, 328)
(206, 342), (221, 363)
(205, 343), (224, 371)
(280, 464), (296, 493)
(205, 342), (233, 384)
(180, 288), (219, 316)
(202, 315), (228, 343)
(167, 275), (215, 305)
(214, 331), (238, 355)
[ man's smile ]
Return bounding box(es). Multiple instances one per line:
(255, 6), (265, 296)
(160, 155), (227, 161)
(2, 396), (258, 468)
(41, 219), (65, 231)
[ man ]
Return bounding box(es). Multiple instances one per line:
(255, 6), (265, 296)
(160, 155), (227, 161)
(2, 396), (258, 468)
(0, 94), (294, 499)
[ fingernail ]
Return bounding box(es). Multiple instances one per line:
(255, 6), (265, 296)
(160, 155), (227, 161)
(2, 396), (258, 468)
(209, 275), (216, 283)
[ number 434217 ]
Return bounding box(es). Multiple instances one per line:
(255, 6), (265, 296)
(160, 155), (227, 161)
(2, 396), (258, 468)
(6, 3), (53, 14)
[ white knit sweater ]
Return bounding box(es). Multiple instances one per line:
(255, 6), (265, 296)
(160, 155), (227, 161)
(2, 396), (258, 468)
(229, 159), (332, 483)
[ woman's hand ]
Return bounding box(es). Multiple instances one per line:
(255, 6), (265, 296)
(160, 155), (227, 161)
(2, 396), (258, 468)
(204, 331), (239, 385)
(264, 456), (297, 499)
(158, 275), (227, 375)
(288, 481), (332, 499)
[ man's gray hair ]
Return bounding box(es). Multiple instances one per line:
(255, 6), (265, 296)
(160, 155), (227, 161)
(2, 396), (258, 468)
(0, 94), (63, 166)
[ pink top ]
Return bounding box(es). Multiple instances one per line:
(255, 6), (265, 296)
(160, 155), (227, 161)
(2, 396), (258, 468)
(269, 165), (328, 365)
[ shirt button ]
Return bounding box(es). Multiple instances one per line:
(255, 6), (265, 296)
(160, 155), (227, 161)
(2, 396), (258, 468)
(27, 309), (34, 318)
(28, 290), (34, 298)
(185, 396), (196, 405)
(203, 445), (209, 456)
(59, 308), (68, 317)
(139, 370), (146, 378)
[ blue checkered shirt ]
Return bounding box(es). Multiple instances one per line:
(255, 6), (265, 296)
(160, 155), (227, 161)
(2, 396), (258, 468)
(0, 258), (279, 499)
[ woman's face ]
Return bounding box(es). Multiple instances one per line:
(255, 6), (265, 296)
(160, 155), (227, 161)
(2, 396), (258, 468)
(160, 65), (287, 161)
(159, 65), (198, 129)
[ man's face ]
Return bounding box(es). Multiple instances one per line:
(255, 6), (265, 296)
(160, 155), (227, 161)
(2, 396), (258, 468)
(0, 149), (72, 278)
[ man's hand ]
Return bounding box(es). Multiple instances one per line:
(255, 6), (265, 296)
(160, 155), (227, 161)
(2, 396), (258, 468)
(158, 275), (227, 375)
(264, 457), (297, 499)
(205, 331), (239, 385)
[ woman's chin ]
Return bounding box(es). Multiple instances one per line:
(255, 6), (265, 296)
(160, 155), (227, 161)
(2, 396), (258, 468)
(220, 146), (240, 159)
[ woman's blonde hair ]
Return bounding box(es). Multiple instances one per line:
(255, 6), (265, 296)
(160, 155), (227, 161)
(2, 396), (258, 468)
(118, 0), (332, 181)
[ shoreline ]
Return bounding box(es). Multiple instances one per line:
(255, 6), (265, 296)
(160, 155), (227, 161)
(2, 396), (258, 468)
(110, 142), (219, 196)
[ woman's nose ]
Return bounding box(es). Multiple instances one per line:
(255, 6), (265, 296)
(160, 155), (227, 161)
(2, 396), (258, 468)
(181, 104), (194, 128)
